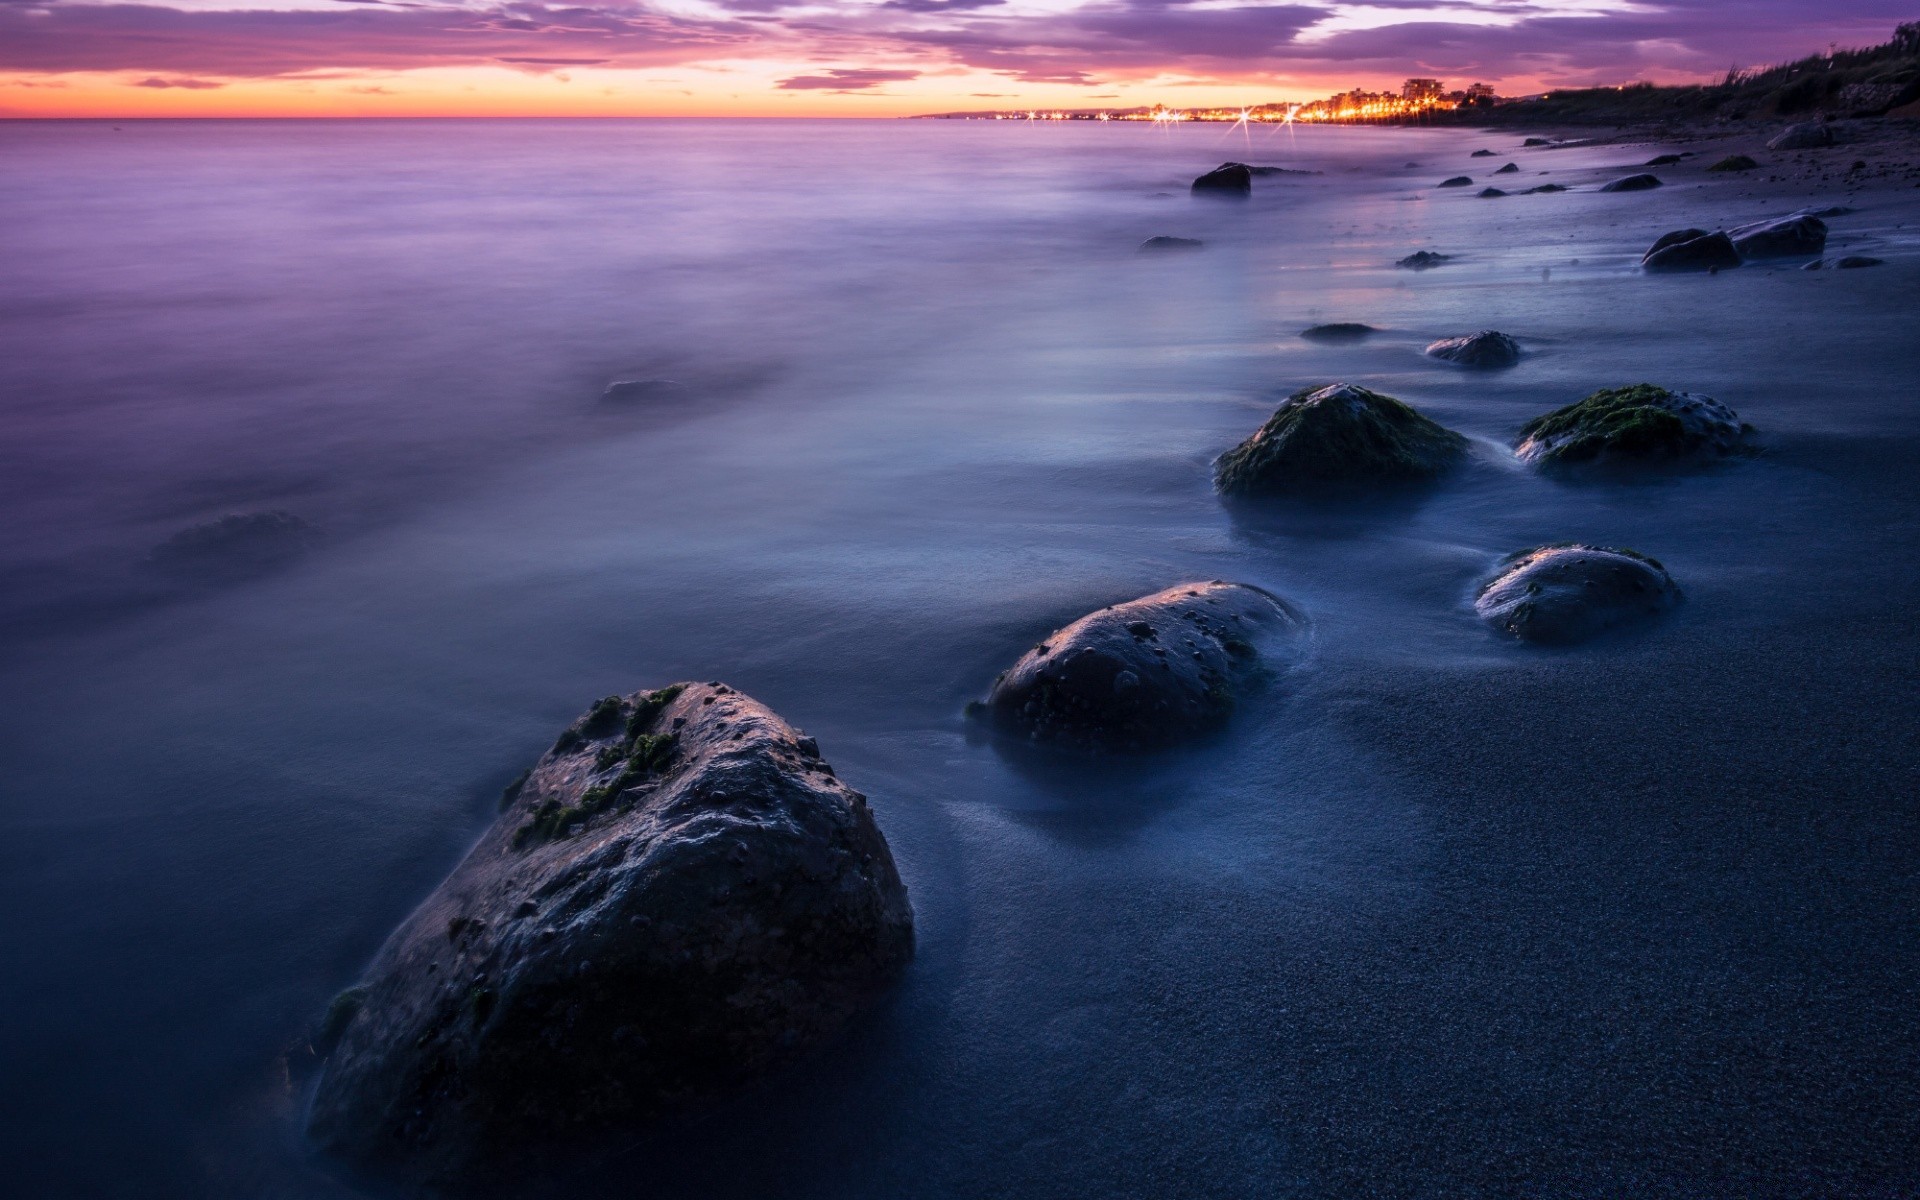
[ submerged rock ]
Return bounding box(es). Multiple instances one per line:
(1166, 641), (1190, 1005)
(1437, 176), (1474, 188)
(1192, 163), (1253, 196)
(308, 683), (914, 1188)
(1730, 214), (1827, 259)
(1514, 384), (1748, 467)
(1476, 545), (1680, 644)
(1522, 137), (1552, 147)
(1494, 162), (1520, 174)
(1641, 229), (1741, 273)
(148, 511), (321, 580)
(980, 582), (1305, 751)
(1768, 122), (1835, 150)
(1525, 183), (1568, 194)
(1396, 250), (1453, 270)
(1478, 187), (1509, 198)
(1471, 149), (1496, 158)
(1425, 330), (1521, 368)
(1140, 236), (1204, 252)
(1835, 255), (1885, 269)
(1600, 174), (1663, 192)
(1644, 153), (1683, 166)
(1215, 382), (1468, 496)
(1707, 154), (1760, 172)
(1300, 322), (1377, 341)
(602, 378), (690, 403)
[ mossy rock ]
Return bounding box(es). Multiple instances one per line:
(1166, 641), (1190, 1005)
(1514, 384), (1748, 467)
(980, 582), (1305, 751)
(1215, 383), (1468, 496)
(1425, 330), (1521, 368)
(1476, 544), (1680, 644)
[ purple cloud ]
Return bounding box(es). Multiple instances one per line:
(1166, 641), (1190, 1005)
(132, 75), (223, 88)
(776, 67), (921, 90)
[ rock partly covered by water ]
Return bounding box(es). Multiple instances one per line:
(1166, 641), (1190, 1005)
(1300, 323), (1377, 341)
(1645, 154), (1684, 167)
(1396, 250), (1452, 270)
(1425, 330), (1522, 368)
(1140, 236), (1204, 252)
(1708, 154), (1760, 172)
(148, 511), (321, 580)
(603, 378), (690, 403)
(980, 582), (1305, 751)
(1437, 176), (1473, 188)
(1478, 188), (1509, 198)
(1191, 163), (1252, 196)
(1525, 183), (1568, 194)
(1729, 214), (1827, 259)
(1494, 163), (1520, 174)
(1835, 255), (1885, 269)
(1768, 122), (1835, 150)
(1515, 384), (1748, 468)
(1600, 174), (1663, 193)
(308, 682), (914, 1189)
(1641, 229), (1741, 273)
(1476, 545), (1680, 644)
(1215, 383), (1468, 496)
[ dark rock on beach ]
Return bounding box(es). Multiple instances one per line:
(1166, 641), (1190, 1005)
(1708, 154), (1760, 172)
(1730, 214), (1827, 259)
(1437, 176), (1474, 188)
(1214, 382), (1468, 496)
(1835, 255), (1885, 268)
(307, 683), (914, 1189)
(1396, 250), (1452, 270)
(1476, 544), (1680, 645)
(1192, 163), (1252, 196)
(1425, 330), (1521, 368)
(1600, 173), (1663, 192)
(1140, 236), (1203, 252)
(1471, 149), (1496, 158)
(1478, 188), (1509, 198)
(980, 582), (1305, 751)
(1493, 162), (1520, 174)
(1768, 122), (1835, 150)
(1515, 384), (1749, 468)
(1641, 229), (1741, 273)
(1300, 323), (1377, 342)
(1525, 183), (1567, 194)
(148, 511), (321, 580)
(1645, 154), (1684, 166)
(1522, 137), (1552, 147)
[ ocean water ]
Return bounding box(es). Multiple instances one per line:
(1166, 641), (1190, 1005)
(2, 118), (1918, 1198)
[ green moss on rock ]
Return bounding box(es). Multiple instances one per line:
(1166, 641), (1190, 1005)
(1515, 384), (1748, 467)
(1215, 383), (1468, 496)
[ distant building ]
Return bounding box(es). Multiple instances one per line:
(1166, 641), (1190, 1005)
(1402, 78), (1444, 102)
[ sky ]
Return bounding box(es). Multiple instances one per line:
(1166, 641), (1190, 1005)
(0, 0), (1910, 117)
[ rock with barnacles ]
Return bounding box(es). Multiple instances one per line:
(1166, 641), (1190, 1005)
(979, 582), (1305, 751)
(308, 683), (914, 1190)
(1214, 382), (1468, 496)
(1476, 544), (1680, 644)
(1515, 384), (1749, 468)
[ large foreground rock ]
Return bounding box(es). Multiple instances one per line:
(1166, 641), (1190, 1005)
(1192, 163), (1252, 196)
(308, 683), (913, 1189)
(980, 582), (1305, 751)
(1730, 214), (1827, 259)
(1641, 229), (1741, 272)
(1515, 384), (1748, 468)
(1768, 122), (1835, 150)
(1425, 330), (1521, 368)
(1476, 545), (1680, 644)
(1215, 383), (1468, 496)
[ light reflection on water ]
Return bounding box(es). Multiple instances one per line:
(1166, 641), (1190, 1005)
(1, 118), (1917, 1198)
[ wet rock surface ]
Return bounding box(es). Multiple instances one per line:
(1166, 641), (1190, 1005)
(1835, 255), (1885, 268)
(147, 511), (321, 581)
(1215, 383), (1468, 496)
(980, 582), (1305, 751)
(1425, 330), (1522, 368)
(1478, 188), (1509, 198)
(1300, 323), (1378, 341)
(1437, 176), (1473, 188)
(1493, 163), (1520, 175)
(308, 682), (914, 1190)
(1730, 214), (1828, 258)
(1192, 163), (1252, 196)
(1525, 183), (1568, 194)
(1600, 174), (1664, 193)
(1396, 250), (1453, 270)
(1515, 384), (1749, 468)
(1641, 229), (1741, 272)
(1476, 544), (1681, 644)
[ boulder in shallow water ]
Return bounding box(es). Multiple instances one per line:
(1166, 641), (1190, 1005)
(1471, 149), (1496, 157)
(1425, 330), (1522, 368)
(1641, 229), (1740, 273)
(1600, 174), (1663, 193)
(1396, 250), (1452, 270)
(1514, 384), (1748, 468)
(1478, 187), (1509, 198)
(1768, 122), (1834, 150)
(1300, 322), (1377, 341)
(1835, 255), (1884, 269)
(1522, 137), (1552, 147)
(1644, 154), (1683, 166)
(1730, 214), (1827, 259)
(308, 683), (914, 1188)
(980, 582), (1305, 751)
(1437, 176), (1474, 188)
(1140, 235), (1203, 252)
(1494, 162), (1520, 174)
(1191, 163), (1252, 196)
(1525, 183), (1567, 194)
(1707, 154), (1760, 172)
(148, 511), (321, 580)
(1476, 545), (1680, 644)
(1215, 382), (1468, 496)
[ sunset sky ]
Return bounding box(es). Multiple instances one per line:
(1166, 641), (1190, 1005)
(0, 0), (1908, 117)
